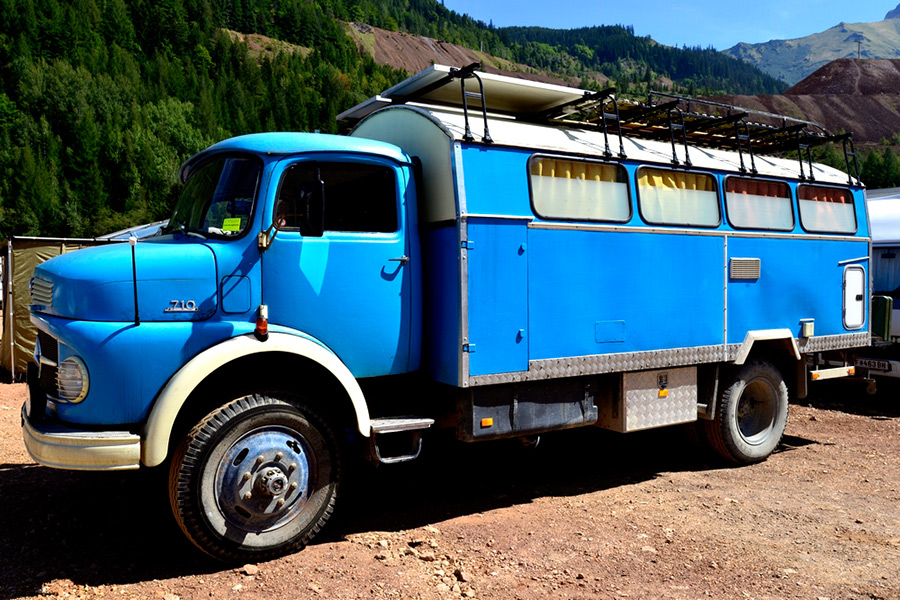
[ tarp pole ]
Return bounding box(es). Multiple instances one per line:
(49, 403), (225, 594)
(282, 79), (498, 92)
(7, 240), (15, 380)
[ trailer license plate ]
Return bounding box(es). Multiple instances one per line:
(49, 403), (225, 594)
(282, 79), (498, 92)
(856, 359), (890, 371)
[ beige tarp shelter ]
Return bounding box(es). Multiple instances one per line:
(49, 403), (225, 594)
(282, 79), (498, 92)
(0, 236), (112, 380)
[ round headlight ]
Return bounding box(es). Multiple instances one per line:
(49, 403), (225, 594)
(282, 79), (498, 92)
(58, 356), (89, 403)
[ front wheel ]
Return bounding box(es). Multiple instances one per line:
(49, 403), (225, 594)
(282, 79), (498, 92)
(169, 394), (341, 562)
(704, 361), (789, 465)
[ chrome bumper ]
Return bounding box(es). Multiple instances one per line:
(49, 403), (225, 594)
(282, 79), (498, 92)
(21, 405), (141, 471)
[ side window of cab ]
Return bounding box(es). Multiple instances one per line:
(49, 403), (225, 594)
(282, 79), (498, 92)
(276, 162), (399, 235)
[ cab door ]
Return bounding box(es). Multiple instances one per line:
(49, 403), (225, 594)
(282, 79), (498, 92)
(262, 156), (414, 377)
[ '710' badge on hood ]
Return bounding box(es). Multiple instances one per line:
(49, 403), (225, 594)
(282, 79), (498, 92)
(165, 300), (200, 312)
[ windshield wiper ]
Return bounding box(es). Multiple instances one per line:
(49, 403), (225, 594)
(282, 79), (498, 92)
(167, 218), (207, 240)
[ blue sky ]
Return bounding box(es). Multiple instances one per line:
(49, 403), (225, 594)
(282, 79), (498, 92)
(442, 0), (895, 50)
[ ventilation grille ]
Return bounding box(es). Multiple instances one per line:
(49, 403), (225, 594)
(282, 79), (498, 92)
(30, 277), (53, 308)
(730, 257), (761, 280)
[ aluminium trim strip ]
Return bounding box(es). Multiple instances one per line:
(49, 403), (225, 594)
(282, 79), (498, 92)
(528, 221), (870, 243)
(466, 332), (872, 386)
(454, 142), (471, 388)
(723, 236), (729, 362)
(463, 213), (535, 221)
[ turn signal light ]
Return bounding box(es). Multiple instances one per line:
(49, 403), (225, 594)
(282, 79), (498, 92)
(255, 304), (269, 341)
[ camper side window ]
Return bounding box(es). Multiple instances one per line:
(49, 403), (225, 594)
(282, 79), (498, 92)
(277, 162), (398, 234)
(528, 156), (630, 223)
(725, 177), (793, 231)
(637, 167), (720, 228)
(798, 185), (856, 234)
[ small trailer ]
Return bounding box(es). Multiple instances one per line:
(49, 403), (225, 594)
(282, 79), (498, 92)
(22, 64), (869, 562)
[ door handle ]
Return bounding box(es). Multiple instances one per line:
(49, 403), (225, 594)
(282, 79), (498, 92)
(389, 255), (410, 264)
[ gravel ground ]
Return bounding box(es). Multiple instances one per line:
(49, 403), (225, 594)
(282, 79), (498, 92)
(1, 381), (899, 600)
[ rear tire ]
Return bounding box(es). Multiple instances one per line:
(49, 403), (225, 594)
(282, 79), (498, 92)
(169, 394), (341, 562)
(704, 361), (788, 464)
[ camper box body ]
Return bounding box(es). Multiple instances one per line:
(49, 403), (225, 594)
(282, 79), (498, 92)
(348, 70), (869, 438)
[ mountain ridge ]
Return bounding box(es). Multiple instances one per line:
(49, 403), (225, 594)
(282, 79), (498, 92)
(723, 8), (900, 85)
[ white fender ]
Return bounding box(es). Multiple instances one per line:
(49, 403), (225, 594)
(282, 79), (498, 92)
(141, 332), (370, 467)
(734, 328), (801, 365)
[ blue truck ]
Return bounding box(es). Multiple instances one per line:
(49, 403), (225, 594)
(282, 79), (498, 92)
(22, 64), (870, 561)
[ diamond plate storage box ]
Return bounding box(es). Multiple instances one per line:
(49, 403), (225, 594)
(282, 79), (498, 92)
(596, 367), (698, 433)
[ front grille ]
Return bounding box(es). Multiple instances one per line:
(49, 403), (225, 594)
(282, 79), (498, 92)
(31, 276), (53, 308)
(37, 331), (59, 398)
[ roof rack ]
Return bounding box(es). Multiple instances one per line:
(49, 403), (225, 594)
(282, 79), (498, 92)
(339, 64), (861, 185)
(560, 92), (859, 183)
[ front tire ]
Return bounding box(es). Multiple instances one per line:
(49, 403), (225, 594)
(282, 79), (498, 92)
(169, 394), (341, 562)
(704, 361), (788, 464)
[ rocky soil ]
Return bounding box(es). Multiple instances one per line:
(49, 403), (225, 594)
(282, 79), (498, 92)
(1, 381), (899, 600)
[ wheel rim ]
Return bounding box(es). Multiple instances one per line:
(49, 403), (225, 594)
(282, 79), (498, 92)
(213, 425), (313, 534)
(736, 379), (778, 445)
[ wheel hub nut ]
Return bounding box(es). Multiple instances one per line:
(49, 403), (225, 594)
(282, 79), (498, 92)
(257, 467), (288, 496)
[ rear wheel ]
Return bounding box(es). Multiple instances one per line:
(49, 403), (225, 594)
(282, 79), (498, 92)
(169, 394), (340, 562)
(704, 361), (788, 464)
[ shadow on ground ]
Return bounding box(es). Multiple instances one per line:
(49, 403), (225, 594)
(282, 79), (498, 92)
(799, 378), (900, 419)
(0, 424), (750, 598)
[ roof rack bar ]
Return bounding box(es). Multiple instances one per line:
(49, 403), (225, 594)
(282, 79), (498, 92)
(796, 131), (814, 181)
(458, 67), (493, 144)
(623, 98), (680, 126)
(532, 87), (615, 122)
(682, 111), (747, 135)
(667, 107), (691, 166)
(838, 134), (861, 186)
(649, 91), (831, 137)
(608, 97), (627, 159)
(593, 96), (627, 159)
(735, 119), (758, 175)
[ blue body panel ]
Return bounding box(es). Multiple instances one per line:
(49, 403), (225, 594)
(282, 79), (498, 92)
(466, 218), (529, 375)
(726, 237), (869, 340)
(460, 146), (533, 217)
(527, 230), (725, 360)
(33, 240), (218, 322)
(39, 315), (254, 425)
(260, 154), (419, 378)
(421, 225), (461, 385)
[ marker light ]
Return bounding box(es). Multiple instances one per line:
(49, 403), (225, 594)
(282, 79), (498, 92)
(255, 304), (269, 341)
(480, 418), (493, 428)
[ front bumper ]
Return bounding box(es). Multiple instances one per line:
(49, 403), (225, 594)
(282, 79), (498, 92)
(21, 405), (141, 471)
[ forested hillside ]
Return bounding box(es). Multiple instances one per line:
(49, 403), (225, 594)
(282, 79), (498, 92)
(0, 0), (403, 238)
(0, 0), (788, 239)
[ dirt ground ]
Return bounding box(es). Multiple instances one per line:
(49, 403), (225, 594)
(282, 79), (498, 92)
(1, 380), (899, 600)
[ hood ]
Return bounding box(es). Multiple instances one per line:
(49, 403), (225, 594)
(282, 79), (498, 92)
(31, 240), (218, 322)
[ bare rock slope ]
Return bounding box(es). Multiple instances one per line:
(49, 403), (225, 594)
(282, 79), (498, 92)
(711, 59), (900, 145)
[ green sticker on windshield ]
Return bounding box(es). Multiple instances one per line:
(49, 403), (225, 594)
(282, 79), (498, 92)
(222, 218), (242, 232)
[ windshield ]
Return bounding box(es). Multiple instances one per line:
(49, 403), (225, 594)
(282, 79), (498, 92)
(167, 156), (261, 238)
